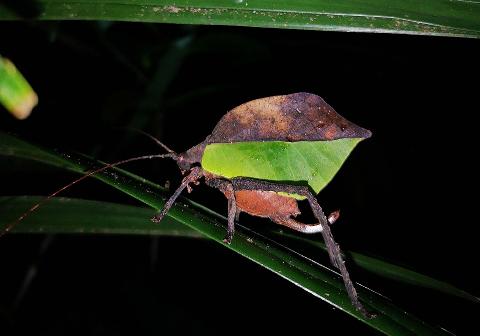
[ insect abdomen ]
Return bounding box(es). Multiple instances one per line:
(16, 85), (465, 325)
(235, 190), (300, 218)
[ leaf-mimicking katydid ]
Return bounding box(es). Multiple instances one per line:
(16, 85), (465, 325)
(3, 92), (373, 317)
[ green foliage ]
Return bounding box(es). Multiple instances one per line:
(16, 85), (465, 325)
(0, 0), (479, 38)
(277, 232), (479, 304)
(1, 195), (477, 305)
(0, 196), (202, 237)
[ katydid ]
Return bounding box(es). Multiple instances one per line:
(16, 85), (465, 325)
(3, 92), (373, 317)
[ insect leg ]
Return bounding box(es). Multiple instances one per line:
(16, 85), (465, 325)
(230, 177), (373, 318)
(151, 166), (203, 223)
(205, 177), (237, 244)
(234, 209), (241, 222)
(225, 184), (237, 244)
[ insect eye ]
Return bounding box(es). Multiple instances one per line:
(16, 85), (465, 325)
(177, 158), (191, 171)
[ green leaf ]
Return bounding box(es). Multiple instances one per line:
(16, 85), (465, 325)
(0, 196), (202, 237)
(276, 231), (480, 304)
(2, 195), (477, 306)
(0, 56), (38, 119)
(202, 139), (363, 198)
(0, 132), (453, 335)
(0, 0), (479, 38)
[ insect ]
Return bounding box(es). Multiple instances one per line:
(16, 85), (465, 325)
(4, 92), (373, 317)
(152, 92), (373, 316)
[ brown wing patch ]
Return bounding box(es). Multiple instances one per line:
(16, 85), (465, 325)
(233, 95), (290, 135)
(234, 190), (300, 219)
(178, 92), (372, 167)
(207, 92), (371, 144)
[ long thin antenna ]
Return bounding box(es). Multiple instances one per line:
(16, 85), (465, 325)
(120, 126), (176, 154)
(1, 153), (176, 237)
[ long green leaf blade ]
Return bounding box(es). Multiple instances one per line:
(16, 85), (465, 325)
(0, 196), (202, 237)
(0, 0), (479, 38)
(1, 195), (476, 305)
(0, 132), (452, 335)
(276, 232), (479, 304)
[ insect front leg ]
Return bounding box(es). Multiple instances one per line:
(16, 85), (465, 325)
(151, 166), (203, 223)
(230, 177), (373, 318)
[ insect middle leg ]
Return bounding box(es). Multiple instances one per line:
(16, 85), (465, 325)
(204, 177), (237, 244)
(230, 177), (373, 318)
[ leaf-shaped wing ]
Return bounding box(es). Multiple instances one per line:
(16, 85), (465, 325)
(202, 138), (363, 195)
(207, 92), (371, 144)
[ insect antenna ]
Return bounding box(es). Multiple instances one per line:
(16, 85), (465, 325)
(0, 152), (177, 237)
(119, 126), (177, 154)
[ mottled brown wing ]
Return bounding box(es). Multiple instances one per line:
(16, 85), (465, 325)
(207, 92), (371, 144)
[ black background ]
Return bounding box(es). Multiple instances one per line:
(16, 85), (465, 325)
(1, 21), (479, 335)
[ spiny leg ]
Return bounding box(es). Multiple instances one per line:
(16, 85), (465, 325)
(151, 166), (203, 223)
(231, 177), (373, 318)
(205, 177), (237, 244)
(225, 184), (237, 244)
(303, 192), (374, 317)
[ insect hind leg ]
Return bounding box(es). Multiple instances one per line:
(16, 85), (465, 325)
(230, 177), (374, 318)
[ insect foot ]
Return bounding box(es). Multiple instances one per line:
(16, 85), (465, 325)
(223, 231), (234, 245)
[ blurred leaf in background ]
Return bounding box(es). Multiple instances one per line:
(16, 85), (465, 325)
(0, 56), (38, 119)
(1, 0), (479, 38)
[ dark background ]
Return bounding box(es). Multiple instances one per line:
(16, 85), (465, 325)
(1, 21), (479, 334)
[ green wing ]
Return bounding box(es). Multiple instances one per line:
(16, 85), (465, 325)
(202, 139), (364, 198)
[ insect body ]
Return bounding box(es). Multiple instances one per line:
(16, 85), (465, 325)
(154, 92), (370, 233)
(4, 92), (373, 317)
(152, 92), (373, 317)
